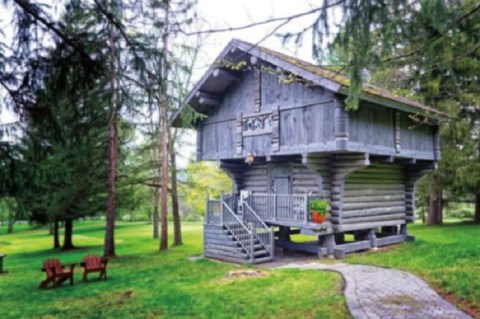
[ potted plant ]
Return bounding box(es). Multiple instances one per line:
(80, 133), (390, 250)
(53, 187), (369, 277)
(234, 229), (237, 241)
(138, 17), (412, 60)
(308, 199), (328, 224)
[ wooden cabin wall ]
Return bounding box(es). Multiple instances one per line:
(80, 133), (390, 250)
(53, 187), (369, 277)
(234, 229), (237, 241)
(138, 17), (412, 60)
(241, 162), (326, 196)
(198, 70), (338, 160)
(347, 103), (435, 159)
(399, 113), (434, 152)
(243, 163), (269, 193)
(201, 121), (236, 158)
(291, 163), (324, 196)
(348, 104), (395, 149)
(341, 163), (406, 231)
(279, 105), (336, 148)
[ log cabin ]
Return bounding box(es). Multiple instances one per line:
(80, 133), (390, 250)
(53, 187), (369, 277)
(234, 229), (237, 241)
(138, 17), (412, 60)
(172, 39), (442, 264)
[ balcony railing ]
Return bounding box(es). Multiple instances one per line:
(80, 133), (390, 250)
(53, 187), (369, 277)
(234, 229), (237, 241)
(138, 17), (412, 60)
(246, 193), (311, 224)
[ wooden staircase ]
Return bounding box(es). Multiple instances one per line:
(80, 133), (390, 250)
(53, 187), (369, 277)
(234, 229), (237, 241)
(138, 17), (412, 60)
(204, 195), (274, 264)
(204, 224), (272, 264)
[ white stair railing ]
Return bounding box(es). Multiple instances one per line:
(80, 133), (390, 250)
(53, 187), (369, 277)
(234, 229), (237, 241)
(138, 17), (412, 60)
(243, 201), (274, 260)
(221, 200), (254, 263)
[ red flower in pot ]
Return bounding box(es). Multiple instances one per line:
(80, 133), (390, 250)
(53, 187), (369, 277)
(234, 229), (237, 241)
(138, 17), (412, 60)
(309, 199), (328, 224)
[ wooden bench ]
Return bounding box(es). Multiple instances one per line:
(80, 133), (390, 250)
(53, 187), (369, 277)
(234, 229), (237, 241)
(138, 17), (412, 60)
(40, 259), (75, 289)
(81, 255), (108, 281)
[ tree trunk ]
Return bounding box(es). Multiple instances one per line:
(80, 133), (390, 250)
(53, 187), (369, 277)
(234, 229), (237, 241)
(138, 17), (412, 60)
(62, 219), (74, 250)
(159, 105), (169, 251)
(53, 220), (60, 249)
(170, 146), (182, 246)
(159, 2), (170, 252)
(475, 186), (480, 223)
(6, 198), (16, 234)
(7, 217), (14, 234)
(104, 9), (118, 258)
(153, 188), (159, 238)
(428, 185), (443, 225)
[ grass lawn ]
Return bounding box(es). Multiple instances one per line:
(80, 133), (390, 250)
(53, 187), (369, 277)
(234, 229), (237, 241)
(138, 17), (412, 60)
(344, 221), (480, 315)
(0, 221), (349, 319)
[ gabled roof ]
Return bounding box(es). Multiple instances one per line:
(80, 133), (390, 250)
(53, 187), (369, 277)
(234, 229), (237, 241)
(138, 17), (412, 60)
(172, 39), (442, 127)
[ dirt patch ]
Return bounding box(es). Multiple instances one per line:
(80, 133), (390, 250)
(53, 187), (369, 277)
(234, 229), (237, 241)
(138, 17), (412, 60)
(438, 289), (480, 319)
(100, 290), (134, 307)
(215, 270), (269, 283)
(378, 294), (423, 312)
(227, 270), (267, 279)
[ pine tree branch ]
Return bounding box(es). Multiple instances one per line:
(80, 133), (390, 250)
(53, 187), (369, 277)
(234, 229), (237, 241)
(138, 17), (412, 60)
(383, 2), (480, 65)
(182, 1), (346, 36)
(12, 0), (93, 63)
(457, 2), (480, 23)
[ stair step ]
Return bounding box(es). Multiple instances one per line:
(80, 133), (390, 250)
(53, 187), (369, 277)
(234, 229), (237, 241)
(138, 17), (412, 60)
(236, 237), (260, 244)
(204, 253), (249, 265)
(253, 249), (269, 257)
(205, 243), (245, 254)
(204, 234), (231, 242)
(204, 228), (228, 235)
(253, 256), (274, 264)
(205, 248), (248, 260)
(204, 238), (240, 247)
(224, 224), (248, 230)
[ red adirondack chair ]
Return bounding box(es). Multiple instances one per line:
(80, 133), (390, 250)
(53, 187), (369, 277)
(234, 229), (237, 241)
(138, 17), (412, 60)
(81, 255), (108, 281)
(40, 259), (75, 289)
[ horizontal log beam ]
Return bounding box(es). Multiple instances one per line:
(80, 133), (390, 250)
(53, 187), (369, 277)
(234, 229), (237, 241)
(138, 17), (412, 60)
(196, 91), (222, 106)
(213, 68), (240, 82)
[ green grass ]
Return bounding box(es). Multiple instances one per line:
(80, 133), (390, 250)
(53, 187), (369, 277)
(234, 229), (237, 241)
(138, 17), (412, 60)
(344, 221), (480, 311)
(0, 221), (349, 319)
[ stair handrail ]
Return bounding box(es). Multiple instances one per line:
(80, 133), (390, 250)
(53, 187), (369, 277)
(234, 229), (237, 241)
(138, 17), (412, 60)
(243, 201), (274, 259)
(243, 201), (269, 229)
(221, 200), (253, 262)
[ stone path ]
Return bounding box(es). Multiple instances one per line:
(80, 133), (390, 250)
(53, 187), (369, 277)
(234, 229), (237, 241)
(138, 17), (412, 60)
(277, 263), (473, 319)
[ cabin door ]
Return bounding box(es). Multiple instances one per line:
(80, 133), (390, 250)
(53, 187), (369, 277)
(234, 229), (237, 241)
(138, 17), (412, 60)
(272, 165), (291, 220)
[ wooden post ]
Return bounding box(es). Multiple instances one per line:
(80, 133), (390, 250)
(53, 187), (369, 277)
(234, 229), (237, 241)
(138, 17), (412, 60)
(394, 111), (401, 153)
(334, 100), (348, 150)
(273, 194), (277, 221)
(250, 232), (254, 263)
(271, 106), (280, 151)
(220, 192), (224, 225)
(304, 193), (308, 224)
(206, 194), (209, 224)
(236, 113), (243, 155)
(367, 229), (377, 250)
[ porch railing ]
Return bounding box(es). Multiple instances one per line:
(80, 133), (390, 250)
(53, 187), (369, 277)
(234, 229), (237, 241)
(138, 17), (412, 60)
(243, 201), (274, 259)
(205, 199), (222, 225)
(246, 193), (310, 224)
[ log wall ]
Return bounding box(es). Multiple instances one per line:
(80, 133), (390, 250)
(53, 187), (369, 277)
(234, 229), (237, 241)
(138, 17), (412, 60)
(341, 163), (406, 231)
(238, 161), (326, 196)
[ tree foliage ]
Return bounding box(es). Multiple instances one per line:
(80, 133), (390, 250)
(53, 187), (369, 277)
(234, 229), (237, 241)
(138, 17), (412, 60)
(181, 161), (232, 217)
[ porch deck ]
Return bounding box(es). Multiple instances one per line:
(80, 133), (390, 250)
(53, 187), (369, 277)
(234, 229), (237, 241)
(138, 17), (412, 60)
(204, 192), (408, 263)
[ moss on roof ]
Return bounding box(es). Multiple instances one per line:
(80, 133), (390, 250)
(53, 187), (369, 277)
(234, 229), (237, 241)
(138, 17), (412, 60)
(247, 40), (441, 115)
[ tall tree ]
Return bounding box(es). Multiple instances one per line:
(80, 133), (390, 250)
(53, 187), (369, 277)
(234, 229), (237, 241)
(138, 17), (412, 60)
(104, 0), (120, 257)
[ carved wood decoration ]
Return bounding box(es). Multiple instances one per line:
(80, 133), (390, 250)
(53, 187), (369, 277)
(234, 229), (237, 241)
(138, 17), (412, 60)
(394, 111), (401, 153)
(334, 100), (348, 149)
(242, 113), (272, 137)
(271, 105), (280, 151)
(254, 70), (261, 112)
(236, 113), (243, 155)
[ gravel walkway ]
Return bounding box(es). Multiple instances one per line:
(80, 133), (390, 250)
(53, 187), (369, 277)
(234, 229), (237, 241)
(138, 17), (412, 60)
(277, 263), (473, 319)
